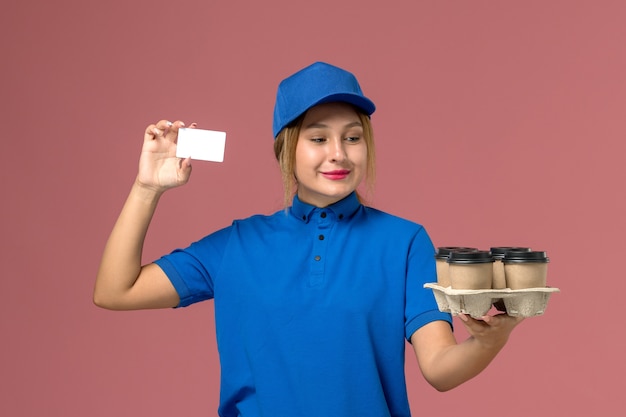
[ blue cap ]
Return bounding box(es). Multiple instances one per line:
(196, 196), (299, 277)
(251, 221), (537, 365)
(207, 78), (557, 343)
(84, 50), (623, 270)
(272, 62), (376, 138)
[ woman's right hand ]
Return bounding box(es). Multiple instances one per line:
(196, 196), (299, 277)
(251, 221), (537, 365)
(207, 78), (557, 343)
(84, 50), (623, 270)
(136, 119), (194, 193)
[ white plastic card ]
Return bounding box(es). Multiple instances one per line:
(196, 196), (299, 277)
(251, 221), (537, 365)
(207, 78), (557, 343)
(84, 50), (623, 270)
(176, 127), (226, 162)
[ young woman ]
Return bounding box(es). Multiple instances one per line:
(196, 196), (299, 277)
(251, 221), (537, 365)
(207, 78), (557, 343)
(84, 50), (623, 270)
(95, 62), (523, 417)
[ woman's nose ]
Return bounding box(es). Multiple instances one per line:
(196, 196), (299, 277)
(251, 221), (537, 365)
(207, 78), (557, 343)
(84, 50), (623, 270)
(329, 138), (347, 161)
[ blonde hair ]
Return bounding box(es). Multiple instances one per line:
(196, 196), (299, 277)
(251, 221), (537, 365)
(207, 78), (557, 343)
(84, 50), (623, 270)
(273, 110), (376, 208)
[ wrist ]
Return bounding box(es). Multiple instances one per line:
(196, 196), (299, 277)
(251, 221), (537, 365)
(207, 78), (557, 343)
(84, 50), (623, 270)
(470, 333), (509, 353)
(131, 179), (166, 202)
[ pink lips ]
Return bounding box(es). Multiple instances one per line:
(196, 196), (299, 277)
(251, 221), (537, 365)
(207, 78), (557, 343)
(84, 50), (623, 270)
(322, 169), (350, 180)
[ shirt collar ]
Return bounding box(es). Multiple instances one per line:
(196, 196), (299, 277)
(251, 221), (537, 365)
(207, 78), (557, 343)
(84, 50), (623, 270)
(290, 192), (361, 223)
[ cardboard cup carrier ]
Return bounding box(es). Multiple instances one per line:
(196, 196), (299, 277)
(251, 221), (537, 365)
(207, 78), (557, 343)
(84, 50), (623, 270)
(428, 247), (559, 318)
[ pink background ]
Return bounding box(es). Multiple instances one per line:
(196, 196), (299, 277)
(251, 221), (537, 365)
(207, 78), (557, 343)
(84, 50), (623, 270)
(2, 0), (624, 415)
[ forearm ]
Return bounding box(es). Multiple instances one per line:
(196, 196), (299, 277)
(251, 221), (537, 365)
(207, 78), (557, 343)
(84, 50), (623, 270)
(424, 334), (507, 391)
(93, 180), (163, 306)
(412, 316), (520, 392)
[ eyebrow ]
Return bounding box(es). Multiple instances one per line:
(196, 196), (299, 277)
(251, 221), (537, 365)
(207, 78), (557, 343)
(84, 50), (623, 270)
(303, 121), (363, 130)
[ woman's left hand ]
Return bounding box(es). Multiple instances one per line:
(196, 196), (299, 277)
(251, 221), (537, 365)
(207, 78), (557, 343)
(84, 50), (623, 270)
(455, 313), (524, 350)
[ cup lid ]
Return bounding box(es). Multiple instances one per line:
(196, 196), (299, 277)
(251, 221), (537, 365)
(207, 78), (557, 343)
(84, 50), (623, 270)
(435, 246), (479, 259)
(490, 246), (532, 259)
(447, 250), (494, 264)
(502, 250), (549, 263)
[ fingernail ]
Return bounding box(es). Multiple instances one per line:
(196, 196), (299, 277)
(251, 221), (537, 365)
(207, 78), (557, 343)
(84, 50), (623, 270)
(166, 121), (173, 127)
(153, 127), (161, 135)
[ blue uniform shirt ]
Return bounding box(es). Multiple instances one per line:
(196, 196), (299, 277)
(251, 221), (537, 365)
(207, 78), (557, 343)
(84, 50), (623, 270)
(155, 192), (452, 417)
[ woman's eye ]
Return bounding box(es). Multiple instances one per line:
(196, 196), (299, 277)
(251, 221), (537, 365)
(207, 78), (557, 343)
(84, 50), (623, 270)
(345, 136), (361, 142)
(310, 137), (326, 143)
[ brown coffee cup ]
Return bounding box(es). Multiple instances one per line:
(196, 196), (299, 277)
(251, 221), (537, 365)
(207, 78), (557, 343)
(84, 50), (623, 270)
(490, 247), (532, 289)
(448, 250), (494, 289)
(435, 247), (478, 287)
(503, 250), (549, 289)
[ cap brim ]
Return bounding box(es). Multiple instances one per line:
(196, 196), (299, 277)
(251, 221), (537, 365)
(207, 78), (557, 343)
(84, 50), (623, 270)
(313, 93), (376, 117)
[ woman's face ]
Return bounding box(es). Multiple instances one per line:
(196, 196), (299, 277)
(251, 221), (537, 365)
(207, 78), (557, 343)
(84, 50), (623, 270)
(295, 102), (367, 207)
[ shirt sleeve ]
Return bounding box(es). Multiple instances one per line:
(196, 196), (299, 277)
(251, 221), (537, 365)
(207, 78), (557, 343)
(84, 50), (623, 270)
(154, 225), (233, 307)
(404, 226), (452, 340)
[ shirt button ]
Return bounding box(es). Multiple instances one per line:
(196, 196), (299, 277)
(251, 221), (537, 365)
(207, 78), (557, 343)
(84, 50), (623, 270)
(338, 214), (344, 220)
(314, 255), (321, 261)
(302, 215), (306, 220)
(318, 234), (325, 240)
(320, 212), (327, 218)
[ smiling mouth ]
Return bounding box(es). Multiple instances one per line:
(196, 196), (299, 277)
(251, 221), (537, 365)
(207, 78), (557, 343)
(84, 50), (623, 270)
(322, 170), (350, 180)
